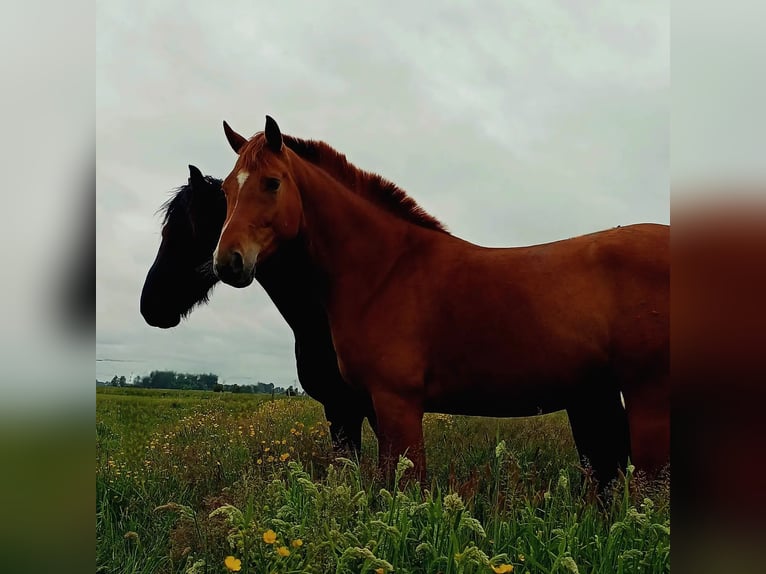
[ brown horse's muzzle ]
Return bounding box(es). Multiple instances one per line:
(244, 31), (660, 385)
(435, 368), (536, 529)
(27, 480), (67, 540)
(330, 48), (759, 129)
(214, 249), (255, 288)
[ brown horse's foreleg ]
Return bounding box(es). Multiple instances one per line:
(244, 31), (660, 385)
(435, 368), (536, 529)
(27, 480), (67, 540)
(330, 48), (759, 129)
(370, 389), (426, 485)
(567, 387), (631, 486)
(622, 373), (670, 476)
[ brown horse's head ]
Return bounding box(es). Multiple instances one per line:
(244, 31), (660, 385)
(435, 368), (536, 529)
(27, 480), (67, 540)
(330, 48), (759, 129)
(214, 116), (303, 287)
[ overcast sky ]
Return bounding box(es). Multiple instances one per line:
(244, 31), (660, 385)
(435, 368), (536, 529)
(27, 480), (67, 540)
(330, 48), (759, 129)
(96, 0), (668, 388)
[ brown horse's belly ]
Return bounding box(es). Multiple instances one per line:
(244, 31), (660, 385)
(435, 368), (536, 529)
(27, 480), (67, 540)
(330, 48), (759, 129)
(423, 372), (573, 418)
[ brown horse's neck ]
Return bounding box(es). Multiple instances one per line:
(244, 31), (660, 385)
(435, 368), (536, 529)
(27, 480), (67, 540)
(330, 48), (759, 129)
(291, 158), (427, 303)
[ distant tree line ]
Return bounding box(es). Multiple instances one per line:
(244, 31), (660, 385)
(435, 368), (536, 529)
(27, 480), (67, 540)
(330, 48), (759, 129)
(212, 382), (301, 396)
(97, 370), (303, 396)
(134, 370), (219, 391)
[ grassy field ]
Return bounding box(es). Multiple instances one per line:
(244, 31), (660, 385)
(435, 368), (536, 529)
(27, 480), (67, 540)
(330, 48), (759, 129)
(96, 387), (669, 574)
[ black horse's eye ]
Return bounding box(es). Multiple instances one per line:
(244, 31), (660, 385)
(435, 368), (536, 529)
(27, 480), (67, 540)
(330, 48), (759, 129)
(264, 177), (281, 193)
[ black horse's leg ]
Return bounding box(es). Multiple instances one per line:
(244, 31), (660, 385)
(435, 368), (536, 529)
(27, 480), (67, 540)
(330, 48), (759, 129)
(324, 391), (379, 462)
(324, 403), (366, 460)
(567, 387), (631, 487)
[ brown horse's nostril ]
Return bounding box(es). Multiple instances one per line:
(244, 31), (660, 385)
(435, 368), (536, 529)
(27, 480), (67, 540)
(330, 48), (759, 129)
(230, 251), (244, 275)
(215, 250), (251, 286)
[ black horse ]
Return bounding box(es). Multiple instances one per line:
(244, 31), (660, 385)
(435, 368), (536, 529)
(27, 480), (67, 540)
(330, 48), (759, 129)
(141, 164), (630, 485)
(140, 164), (378, 456)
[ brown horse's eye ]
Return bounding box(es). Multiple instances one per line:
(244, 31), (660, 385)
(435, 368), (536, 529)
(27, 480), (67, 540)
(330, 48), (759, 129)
(265, 177), (281, 193)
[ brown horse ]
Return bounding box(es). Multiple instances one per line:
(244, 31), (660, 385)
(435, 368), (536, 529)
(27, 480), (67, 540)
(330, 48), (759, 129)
(214, 116), (668, 483)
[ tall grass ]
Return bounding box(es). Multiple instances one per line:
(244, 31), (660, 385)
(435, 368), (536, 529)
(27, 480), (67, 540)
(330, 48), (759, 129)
(96, 388), (669, 574)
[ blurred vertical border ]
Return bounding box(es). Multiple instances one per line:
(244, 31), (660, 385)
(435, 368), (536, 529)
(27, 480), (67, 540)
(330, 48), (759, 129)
(672, 1), (766, 572)
(0, 1), (93, 573)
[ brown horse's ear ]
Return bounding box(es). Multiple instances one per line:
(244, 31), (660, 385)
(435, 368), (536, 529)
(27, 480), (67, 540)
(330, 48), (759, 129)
(223, 121), (247, 154)
(264, 115), (283, 153)
(188, 164), (205, 188)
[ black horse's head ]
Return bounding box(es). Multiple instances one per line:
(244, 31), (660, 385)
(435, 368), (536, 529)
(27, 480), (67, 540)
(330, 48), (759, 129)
(140, 165), (226, 328)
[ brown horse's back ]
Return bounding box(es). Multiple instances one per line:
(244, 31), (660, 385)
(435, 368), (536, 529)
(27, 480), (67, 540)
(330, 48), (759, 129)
(398, 223), (669, 420)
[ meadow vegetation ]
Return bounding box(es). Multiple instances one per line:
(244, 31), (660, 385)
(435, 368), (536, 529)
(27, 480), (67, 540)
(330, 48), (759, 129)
(96, 387), (669, 573)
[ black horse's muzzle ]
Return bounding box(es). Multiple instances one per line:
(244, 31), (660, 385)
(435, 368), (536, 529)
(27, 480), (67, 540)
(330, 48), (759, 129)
(140, 295), (181, 328)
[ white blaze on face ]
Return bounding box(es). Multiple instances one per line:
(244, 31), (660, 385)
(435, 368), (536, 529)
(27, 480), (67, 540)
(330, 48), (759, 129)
(214, 171), (249, 262)
(236, 170), (249, 190)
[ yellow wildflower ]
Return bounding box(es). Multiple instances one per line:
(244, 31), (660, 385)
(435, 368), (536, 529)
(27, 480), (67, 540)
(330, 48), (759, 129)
(492, 565), (513, 574)
(375, 568), (385, 574)
(224, 555), (242, 572)
(518, 554), (525, 562)
(280, 453), (290, 462)
(257, 458), (263, 465)
(276, 546), (290, 557)
(263, 529), (277, 544)
(291, 539), (303, 548)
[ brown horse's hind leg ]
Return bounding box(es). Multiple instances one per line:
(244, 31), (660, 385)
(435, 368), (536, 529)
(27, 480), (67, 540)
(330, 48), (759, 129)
(370, 390), (426, 485)
(622, 373), (670, 476)
(567, 387), (631, 486)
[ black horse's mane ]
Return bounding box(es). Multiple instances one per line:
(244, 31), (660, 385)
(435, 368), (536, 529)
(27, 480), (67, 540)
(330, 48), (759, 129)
(157, 175), (224, 225)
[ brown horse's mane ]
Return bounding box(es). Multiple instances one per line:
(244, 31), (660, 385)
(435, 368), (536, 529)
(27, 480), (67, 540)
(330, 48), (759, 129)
(241, 132), (448, 234)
